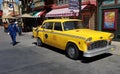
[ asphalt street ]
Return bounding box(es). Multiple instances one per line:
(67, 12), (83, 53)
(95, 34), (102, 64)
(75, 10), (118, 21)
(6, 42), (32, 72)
(0, 26), (120, 74)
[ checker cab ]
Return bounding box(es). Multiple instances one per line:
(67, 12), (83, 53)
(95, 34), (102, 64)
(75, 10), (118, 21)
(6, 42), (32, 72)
(35, 19), (115, 59)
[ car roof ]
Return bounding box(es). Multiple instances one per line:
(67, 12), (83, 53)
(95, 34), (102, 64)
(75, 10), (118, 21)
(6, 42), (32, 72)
(43, 19), (82, 23)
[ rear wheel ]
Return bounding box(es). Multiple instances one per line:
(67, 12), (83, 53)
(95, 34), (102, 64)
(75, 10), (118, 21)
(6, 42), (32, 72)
(66, 43), (80, 60)
(37, 38), (42, 46)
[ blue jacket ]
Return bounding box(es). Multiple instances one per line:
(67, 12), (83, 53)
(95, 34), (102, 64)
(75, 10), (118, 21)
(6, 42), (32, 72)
(8, 24), (18, 35)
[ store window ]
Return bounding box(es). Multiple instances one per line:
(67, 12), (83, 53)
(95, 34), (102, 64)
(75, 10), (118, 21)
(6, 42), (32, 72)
(102, 0), (115, 5)
(57, 0), (68, 5)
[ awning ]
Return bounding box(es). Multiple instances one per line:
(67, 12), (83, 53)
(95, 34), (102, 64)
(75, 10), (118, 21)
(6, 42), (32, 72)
(33, 10), (45, 17)
(45, 5), (87, 17)
(17, 13), (34, 18)
(3, 16), (16, 19)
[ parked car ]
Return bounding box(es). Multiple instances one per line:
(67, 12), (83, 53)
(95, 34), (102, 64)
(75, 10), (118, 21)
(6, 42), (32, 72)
(33, 19), (115, 59)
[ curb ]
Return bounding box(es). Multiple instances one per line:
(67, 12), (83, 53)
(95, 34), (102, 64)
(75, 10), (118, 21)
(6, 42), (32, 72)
(111, 41), (120, 55)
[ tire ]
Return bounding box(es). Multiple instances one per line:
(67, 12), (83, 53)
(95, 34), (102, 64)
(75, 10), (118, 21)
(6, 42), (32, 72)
(37, 38), (42, 46)
(66, 43), (79, 60)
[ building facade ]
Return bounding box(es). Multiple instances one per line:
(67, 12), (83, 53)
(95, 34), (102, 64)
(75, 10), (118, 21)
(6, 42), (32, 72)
(45, 0), (97, 30)
(18, 0), (97, 31)
(97, 0), (120, 40)
(2, 0), (19, 22)
(19, 0), (47, 31)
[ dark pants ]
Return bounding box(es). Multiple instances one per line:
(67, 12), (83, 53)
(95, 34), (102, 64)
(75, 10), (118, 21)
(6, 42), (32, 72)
(10, 34), (16, 45)
(18, 27), (22, 35)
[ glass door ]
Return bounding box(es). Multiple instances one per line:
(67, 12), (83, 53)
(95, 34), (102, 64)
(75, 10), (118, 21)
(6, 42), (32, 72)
(116, 10), (120, 39)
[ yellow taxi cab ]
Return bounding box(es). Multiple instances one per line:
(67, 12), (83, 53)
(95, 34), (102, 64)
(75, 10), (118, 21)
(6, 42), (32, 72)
(34, 19), (115, 59)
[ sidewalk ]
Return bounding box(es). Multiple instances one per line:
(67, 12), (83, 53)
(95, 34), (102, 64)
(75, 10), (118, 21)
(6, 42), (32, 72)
(0, 26), (35, 47)
(111, 41), (120, 55)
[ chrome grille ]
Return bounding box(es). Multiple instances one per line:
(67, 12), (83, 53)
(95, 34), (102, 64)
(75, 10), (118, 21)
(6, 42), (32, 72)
(88, 40), (108, 50)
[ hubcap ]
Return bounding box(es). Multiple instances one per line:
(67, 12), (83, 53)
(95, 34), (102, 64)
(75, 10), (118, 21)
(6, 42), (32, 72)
(37, 38), (41, 46)
(68, 47), (75, 58)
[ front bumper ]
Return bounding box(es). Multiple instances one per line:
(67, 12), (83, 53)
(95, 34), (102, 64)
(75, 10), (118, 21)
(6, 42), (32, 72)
(84, 45), (115, 57)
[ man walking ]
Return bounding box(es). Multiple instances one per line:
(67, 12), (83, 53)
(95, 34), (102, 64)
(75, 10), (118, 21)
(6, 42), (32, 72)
(8, 20), (18, 46)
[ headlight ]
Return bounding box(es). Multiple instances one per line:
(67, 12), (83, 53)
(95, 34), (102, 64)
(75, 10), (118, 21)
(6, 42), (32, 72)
(109, 34), (114, 39)
(86, 37), (92, 43)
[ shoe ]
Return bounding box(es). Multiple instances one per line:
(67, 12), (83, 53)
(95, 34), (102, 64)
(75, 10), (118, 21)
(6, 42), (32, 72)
(12, 42), (17, 46)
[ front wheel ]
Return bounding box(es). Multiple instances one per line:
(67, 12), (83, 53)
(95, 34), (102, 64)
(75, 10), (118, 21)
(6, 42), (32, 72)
(37, 38), (42, 46)
(66, 43), (80, 60)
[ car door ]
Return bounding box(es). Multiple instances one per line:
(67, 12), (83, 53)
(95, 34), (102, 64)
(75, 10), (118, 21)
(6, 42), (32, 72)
(52, 22), (65, 49)
(43, 22), (54, 45)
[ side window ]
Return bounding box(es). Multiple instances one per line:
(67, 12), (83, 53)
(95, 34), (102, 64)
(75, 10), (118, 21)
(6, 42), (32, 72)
(54, 22), (62, 31)
(42, 22), (53, 30)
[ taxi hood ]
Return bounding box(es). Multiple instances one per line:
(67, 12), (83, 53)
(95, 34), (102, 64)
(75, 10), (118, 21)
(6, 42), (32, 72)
(65, 29), (112, 41)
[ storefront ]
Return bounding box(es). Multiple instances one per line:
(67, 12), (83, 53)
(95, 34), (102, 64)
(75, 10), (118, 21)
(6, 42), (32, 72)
(21, 11), (45, 32)
(45, 4), (96, 30)
(97, 0), (120, 40)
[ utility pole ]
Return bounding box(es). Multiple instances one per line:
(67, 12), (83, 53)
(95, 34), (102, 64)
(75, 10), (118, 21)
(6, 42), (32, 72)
(78, 0), (82, 19)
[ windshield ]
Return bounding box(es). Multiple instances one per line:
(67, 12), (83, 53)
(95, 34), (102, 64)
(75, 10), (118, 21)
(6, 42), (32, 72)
(63, 21), (84, 31)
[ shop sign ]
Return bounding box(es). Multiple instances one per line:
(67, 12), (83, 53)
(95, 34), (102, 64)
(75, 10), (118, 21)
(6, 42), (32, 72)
(103, 10), (117, 30)
(69, 0), (79, 10)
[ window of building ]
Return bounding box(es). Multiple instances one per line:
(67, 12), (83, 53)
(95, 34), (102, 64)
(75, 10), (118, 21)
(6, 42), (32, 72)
(102, 0), (115, 5)
(57, 0), (68, 5)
